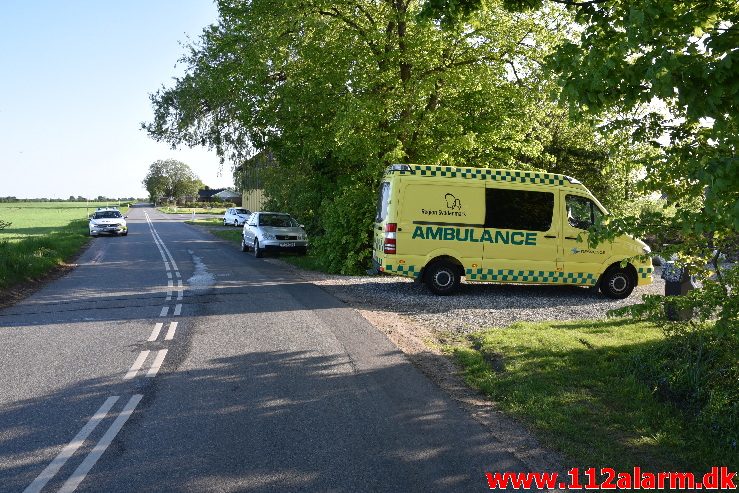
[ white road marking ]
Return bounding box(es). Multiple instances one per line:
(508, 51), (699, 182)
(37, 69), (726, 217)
(177, 280), (183, 300)
(146, 349), (168, 377)
(159, 306), (169, 317)
(148, 323), (163, 342)
(175, 271), (181, 278)
(22, 397), (119, 493)
(58, 395), (143, 493)
(166, 293), (172, 301)
(124, 351), (150, 380)
(165, 321), (178, 340)
(167, 272), (172, 279)
(174, 304), (182, 316)
(168, 280), (174, 288)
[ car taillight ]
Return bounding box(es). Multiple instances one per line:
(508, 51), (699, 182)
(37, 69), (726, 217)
(384, 223), (397, 254)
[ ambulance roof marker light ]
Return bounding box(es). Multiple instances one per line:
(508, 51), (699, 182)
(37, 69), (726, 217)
(388, 164), (415, 174)
(565, 175), (582, 184)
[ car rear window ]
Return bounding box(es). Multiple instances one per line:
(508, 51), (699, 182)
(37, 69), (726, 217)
(258, 214), (298, 227)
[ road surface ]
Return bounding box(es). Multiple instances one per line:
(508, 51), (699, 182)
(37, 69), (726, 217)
(0, 205), (528, 492)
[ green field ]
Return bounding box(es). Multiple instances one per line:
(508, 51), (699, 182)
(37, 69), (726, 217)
(0, 202), (130, 290)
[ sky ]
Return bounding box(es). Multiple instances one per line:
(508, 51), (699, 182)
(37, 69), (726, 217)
(0, 0), (233, 199)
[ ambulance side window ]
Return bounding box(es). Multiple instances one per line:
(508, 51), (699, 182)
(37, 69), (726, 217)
(485, 188), (554, 231)
(375, 182), (391, 222)
(566, 195), (601, 230)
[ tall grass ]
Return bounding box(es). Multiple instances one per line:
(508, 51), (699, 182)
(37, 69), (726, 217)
(0, 219), (90, 290)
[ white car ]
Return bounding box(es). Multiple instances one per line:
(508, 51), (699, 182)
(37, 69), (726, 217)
(223, 207), (251, 227)
(89, 208), (127, 236)
(241, 212), (308, 257)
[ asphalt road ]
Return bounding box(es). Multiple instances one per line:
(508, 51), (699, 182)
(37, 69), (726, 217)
(0, 205), (529, 492)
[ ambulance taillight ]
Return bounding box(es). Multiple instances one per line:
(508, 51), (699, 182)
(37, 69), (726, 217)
(384, 223), (397, 254)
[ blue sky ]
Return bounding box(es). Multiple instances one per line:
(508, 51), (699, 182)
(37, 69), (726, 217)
(0, 0), (232, 199)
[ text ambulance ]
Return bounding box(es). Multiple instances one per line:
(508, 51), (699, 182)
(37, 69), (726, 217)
(372, 164), (653, 298)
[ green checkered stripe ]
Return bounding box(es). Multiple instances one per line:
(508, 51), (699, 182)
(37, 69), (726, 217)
(465, 268), (597, 285)
(637, 267), (654, 279)
(411, 165), (568, 186)
(385, 264), (420, 279)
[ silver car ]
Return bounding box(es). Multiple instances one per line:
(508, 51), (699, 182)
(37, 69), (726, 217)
(89, 208), (128, 236)
(223, 207), (251, 227)
(241, 212), (308, 257)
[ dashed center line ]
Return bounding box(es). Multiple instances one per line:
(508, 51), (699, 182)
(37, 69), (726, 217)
(159, 306), (169, 317)
(174, 304), (182, 316)
(146, 349), (168, 378)
(165, 321), (178, 340)
(148, 323), (164, 342)
(124, 351), (150, 380)
(58, 395), (143, 493)
(22, 397), (119, 493)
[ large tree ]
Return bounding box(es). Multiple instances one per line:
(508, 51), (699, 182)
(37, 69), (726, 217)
(145, 0), (642, 272)
(142, 159), (202, 204)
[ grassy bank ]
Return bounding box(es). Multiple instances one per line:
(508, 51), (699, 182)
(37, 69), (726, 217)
(159, 206), (226, 215)
(0, 202), (129, 290)
(447, 319), (737, 473)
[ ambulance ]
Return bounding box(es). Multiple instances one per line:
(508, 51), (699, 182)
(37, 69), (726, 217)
(372, 164), (653, 298)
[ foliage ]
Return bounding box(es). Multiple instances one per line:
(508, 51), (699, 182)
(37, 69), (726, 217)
(145, 0), (644, 272)
(627, 322), (738, 453)
(449, 319), (737, 471)
(0, 219), (10, 231)
(0, 219), (89, 290)
(142, 159), (202, 203)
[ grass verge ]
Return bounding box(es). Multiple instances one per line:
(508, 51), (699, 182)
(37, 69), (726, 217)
(278, 252), (325, 272)
(159, 206), (226, 215)
(185, 218), (223, 226)
(0, 219), (89, 290)
(446, 319), (737, 473)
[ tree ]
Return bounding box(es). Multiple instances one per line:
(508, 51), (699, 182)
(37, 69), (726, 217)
(146, 0), (633, 273)
(142, 159), (201, 204)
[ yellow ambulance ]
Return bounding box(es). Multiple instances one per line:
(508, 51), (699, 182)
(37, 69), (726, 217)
(372, 164), (653, 298)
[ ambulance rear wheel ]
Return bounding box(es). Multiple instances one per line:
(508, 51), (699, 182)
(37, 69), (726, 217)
(600, 266), (635, 299)
(424, 261), (460, 295)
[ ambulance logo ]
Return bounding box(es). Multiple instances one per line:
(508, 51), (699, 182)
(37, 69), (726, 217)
(445, 193), (462, 210)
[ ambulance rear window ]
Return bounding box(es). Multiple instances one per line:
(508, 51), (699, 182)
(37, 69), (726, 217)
(375, 182), (391, 222)
(485, 188), (554, 231)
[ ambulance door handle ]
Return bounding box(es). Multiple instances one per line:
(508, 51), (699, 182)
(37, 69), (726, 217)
(565, 236), (577, 240)
(544, 235), (556, 239)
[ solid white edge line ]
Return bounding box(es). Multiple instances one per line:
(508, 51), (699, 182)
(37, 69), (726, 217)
(174, 304), (182, 316)
(146, 349), (168, 377)
(58, 395), (144, 493)
(159, 306), (169, 317)
(148, 323), (163, 342)
(22, 396), (119, 493)
(123, 351), (150, 380)
(164, 321), (178, 341)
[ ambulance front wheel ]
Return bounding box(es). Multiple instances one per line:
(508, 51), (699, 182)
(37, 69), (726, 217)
(600, 266), (635, 299)
(424, 261), (461, 295)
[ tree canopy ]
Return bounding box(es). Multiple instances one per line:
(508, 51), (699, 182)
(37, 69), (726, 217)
(145, 0), (636, 272)
(142, 159), (202, 203)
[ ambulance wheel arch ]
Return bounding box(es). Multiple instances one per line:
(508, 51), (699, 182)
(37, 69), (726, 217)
(598, 262), (638, 299)
(422, 256), (464, 295)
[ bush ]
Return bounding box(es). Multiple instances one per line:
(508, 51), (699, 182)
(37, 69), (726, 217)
(628, 323), (738, 451)
(312, 182), (376, 275)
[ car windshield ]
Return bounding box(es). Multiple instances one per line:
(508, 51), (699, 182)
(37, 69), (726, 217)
(258, 214), (298, 227)
(93, 211), (122, 219)
(234, 208), (249, 215)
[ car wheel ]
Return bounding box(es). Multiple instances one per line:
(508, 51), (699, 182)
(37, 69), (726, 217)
(223, 219), (227, 226)
(240, 236), (248, 252)
(599, 266), (635, 299)
(253, 239), (263, 258)
(424, 261), (460, 295)
(122, 231), (128, 236)
(233, 220), (238, 227)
